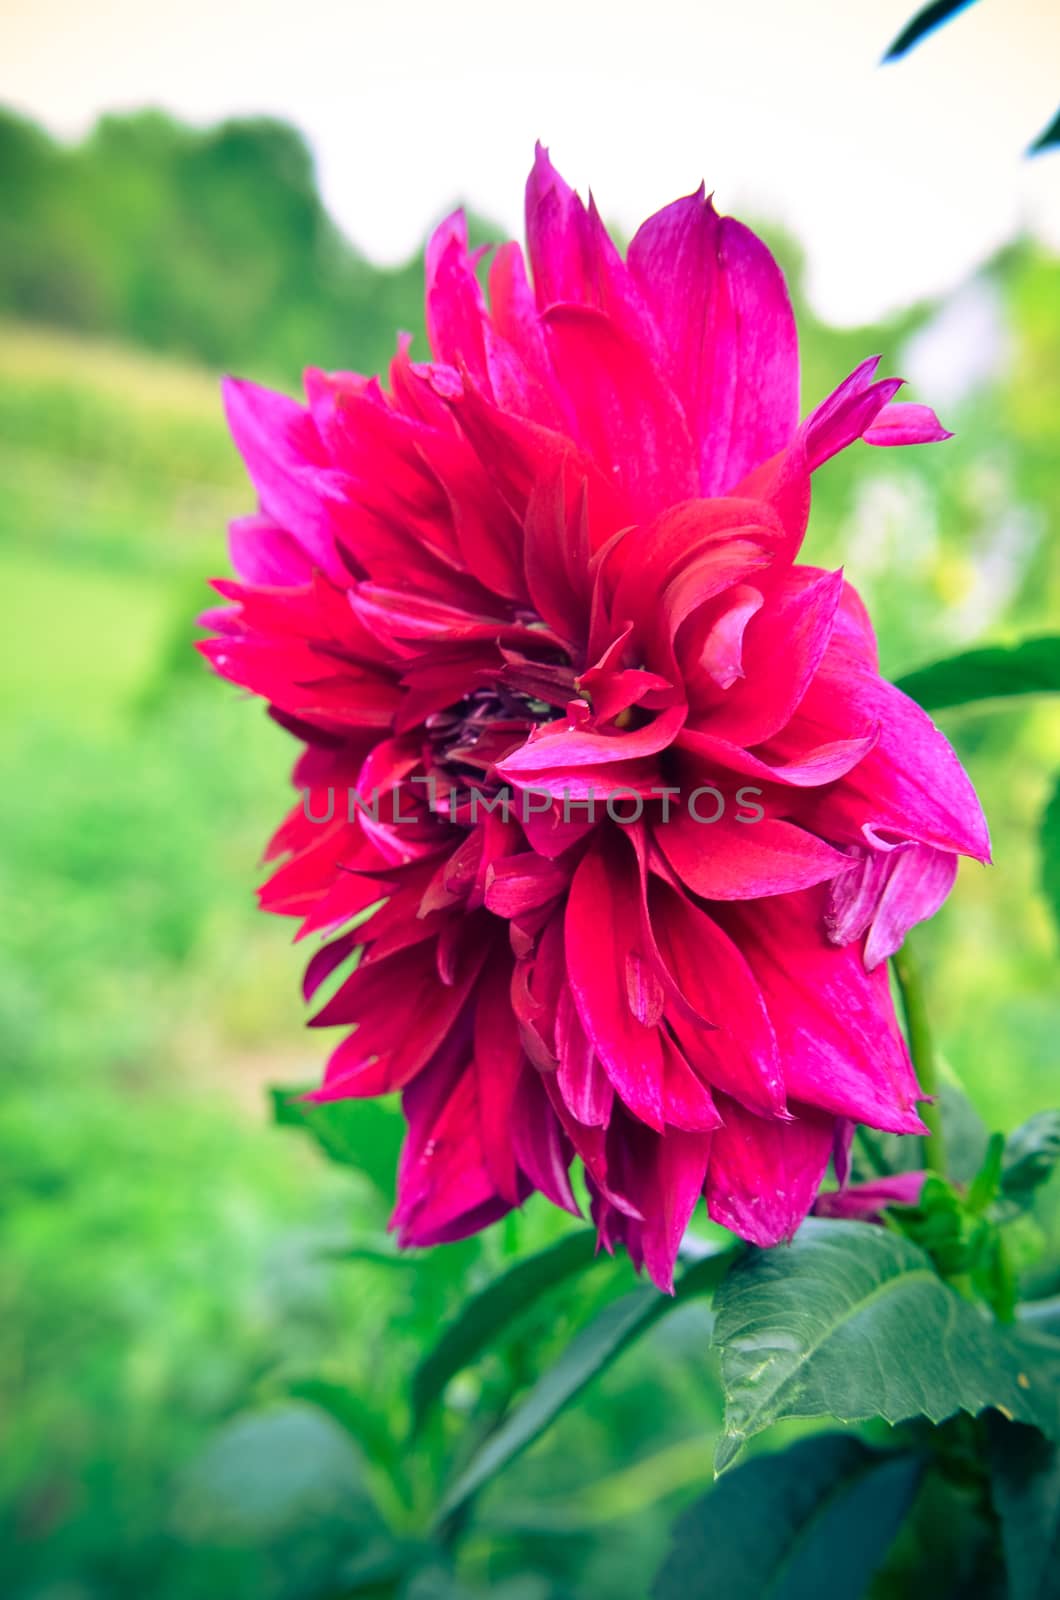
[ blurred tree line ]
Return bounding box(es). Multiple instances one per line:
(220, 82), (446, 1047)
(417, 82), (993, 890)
(0, 105), (434, 384)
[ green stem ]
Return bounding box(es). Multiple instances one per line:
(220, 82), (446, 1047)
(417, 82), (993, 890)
(892, 940), (946, 1175)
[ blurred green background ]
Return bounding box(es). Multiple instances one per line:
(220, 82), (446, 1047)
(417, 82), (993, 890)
(1, 104), (1058, 1600)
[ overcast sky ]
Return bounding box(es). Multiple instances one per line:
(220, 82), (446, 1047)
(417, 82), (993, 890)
(4, 0), (1059, 325)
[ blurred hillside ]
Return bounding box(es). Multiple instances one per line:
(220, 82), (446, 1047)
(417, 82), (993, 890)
(0, 106), (434, 385)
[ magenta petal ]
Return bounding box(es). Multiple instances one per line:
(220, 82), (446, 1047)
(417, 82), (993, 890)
(791, 658), (991, 862)
(566, 841), (665, 1130)
(474, 955), (525, 1205)
(649, 881), (785, 1117)
(703, 568), (844, 745)
(628, 188), (799, 496)
(678, 726), (879, 789)
(655, 809), (855, 900)
(221, 378), (349, 582)
(394, 1054), (515, 1246)
(622, 1121), (712, 1292)
(498, 701), (686, 775)
(813, 1170), (927, 1220)
(826, 842), (959, 970)
(484, 854), (569, 917)
(556, 984), (614, 1127)
(706, 1096), (835, 1246)
(425, 212), (489, 382)
(690, 584), (764, 691)
(511, 1067), (580, 1213)
(661, 1035), (722, 1133)
(228, 515), (314, 587)
(864, 401), (952, 447)
(541, 303), (699, 519)
(720, 888), (926, 1134)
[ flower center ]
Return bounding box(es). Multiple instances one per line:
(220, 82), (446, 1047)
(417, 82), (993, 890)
(425, 687), (556, 791)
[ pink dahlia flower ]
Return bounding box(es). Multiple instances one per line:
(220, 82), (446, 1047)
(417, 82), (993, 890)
(200, 147), (989, 1290)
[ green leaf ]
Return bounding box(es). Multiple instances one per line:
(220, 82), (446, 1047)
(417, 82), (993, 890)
(712, 1220), (1054, 1472)
(270, 1083), (404, 1199)
(1003, 1111), (1060, 1204)
(653, 1433), (923, 1600)
(1029, 106), (1060, 156)
(435, 1246), (739, 1523)
(968, 1132), (1006, 1214)
(939, 1081), (991, 1186)
(1041, 777), (1060, 933)
(989, 1417), (1060, 1600)
(893, 636), (1060, 711)
(171, 1402), (386, 1599)
(883, 0), (977, 62)
(412, 1229), (600, 1430)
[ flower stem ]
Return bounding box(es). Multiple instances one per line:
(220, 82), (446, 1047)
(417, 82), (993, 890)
(892, 940), (946, 1175)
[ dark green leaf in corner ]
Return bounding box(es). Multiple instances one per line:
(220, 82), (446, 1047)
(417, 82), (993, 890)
(883, 0), (978, 62)
(435, 1246), (739, 1523)
(711, 1220), (1055, 1473)
(653, 1433), (923, 1600)
(1029, 106), (1060, 156)
(894, 636), (1060, 711)
(411, 1229), (601, 1430)
(989, 1416), (1060, 1600)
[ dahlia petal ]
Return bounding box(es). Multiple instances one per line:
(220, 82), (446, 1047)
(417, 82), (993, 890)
(655, 809), (855, 900)
(566, 842), (665, 1131)
(864, 400), (952, 447)
(688, 584), (764, 691)
(627, 189), (800, 495)
(525, 145), (660, 356)
(826, 842), (959, 970)
(221, 378), (350, 581)
(541, 303), (698, 518)
(228, 515), (314, 586)
(487, 240), (567, 425)
(302, 929), (361, 1003)
(522, 459), (592, 647)
(604, 1112), (711, 1291)
(447, 376), (629, 546)
(719, 888), (927, 1134)
(802, 363), (903, 471)
(556, 985), (614, 1127)
(511, 1067), (580, 1213)
(525, 143), (587, 308)
(813, 1170), (927, 1220)
(474, 953), (525, 1204)
(498, 701), (686, 775)
(607, 497), (782, 638)
(787, 658), (991, 861)
(644, 1128), (713, 1291)
(832, 1118), (856, 1187)
(702, 568), (845, 745)
(483, 853), (569, 917)
(424, 212), (489, 382)
(648, 880), (784, 1116)
(661, 1035), (723, 1133)
(394, 1056), (517, 1246)
(705, 1096), (835, 1247)
(311, 939), (485, 1097)
(677, 726), (879, 788)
